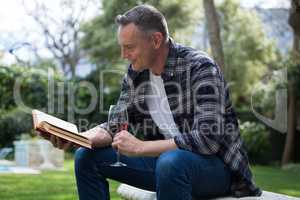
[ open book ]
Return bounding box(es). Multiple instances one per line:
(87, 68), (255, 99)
(32, 109), (92, 149)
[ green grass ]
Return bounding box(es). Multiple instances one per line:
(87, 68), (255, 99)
(252, 165), (300, 197)
(0, 161), (299, 200)
(0, 160), (121, 200)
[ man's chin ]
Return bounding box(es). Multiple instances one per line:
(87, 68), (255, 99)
(131, 64), (144, 72)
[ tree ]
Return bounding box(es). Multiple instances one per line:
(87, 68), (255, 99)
(203, 0), (225, 71)
(281, 0), (300, 166)
(22, 0), (98, 78)
(218, 0), (279, 106)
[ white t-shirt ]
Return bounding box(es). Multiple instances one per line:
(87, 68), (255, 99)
(146, 71), (181, 139)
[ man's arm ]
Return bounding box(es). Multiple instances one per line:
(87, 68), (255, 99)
(174, 62), (226, 155)
(139, 139), (177, 157)
(112, 130), (177, 157)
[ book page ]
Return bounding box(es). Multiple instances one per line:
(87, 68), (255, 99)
(45, 122), (90, 141)
(32, 109), (78, 134)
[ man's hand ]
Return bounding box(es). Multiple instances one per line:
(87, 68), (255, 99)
(36, 126), (113, 150)
(36, 131), (73, 150)
(81, 126), (113, 148)
(112, 130), (144, 156)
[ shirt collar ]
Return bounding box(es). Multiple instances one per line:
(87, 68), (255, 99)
(127, 64), (141, 80)
(161, 37), (178, 79)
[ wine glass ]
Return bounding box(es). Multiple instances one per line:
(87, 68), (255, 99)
(108, 105), (128, 167)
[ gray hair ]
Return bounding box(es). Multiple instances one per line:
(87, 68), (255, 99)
(115, 5), (169, 41)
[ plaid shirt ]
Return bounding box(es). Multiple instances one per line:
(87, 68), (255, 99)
(106, 38), (261, 197)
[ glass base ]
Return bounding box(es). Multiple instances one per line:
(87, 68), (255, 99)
(110, 161), (127, 167)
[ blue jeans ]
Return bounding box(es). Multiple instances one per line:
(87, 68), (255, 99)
(74, 147), (231, 200)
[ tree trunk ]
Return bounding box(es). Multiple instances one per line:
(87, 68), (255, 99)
(281, 0), (300, 166)
(292, 35), (300, 59)
(203, 0), (225, 71)
(282, 81), (297, 165)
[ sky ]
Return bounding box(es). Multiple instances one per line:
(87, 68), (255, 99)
(0, 0), (290, 32)
(0, 0), (291, 73)
(0, 0), (100, 68)
(239, 0), (290, 8)
(0, 0), (100, 33)
(0, 0), (290, 37)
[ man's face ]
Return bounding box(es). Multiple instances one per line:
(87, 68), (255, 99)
(118, 23), (155, 71)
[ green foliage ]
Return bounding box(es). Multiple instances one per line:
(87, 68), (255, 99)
(250, 60), (300, 120)
(74, 68), (122, 131)
(240, 121), (271, 163)
(0, 65), (64, 147)
(0, 108), (33, 148)
(80, 0), (200, 67)
(0, 64), (123, 144)
(251, 68), (287, 120)
(0, 66), (62, 111)
(218, 0), (281, 107)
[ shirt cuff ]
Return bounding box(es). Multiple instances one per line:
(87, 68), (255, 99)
(98, 122), (114, 139)
(174, 135), (192, 151)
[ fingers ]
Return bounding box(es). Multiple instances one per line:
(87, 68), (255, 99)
(36, 131), (74, 150)
(72, 143), (81, 149)
(114, 130), (126, 138)
(114, 130), (128, 140)
(36, 130), (50, 140)
(112, 139), (121, 149)
(112, 131), (125, 148)
(49, 135), (72, 150)
(112, 131), (132, 152)
(50, 135), (57, 147)
(62, 141), (73, 151)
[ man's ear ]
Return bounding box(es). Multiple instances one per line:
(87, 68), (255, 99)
(151, 32), (164, 49)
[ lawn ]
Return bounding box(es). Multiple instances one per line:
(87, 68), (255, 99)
(0, 160), (299, 200)
(252, 165), (300, 198)
(0, 160), (120, 200)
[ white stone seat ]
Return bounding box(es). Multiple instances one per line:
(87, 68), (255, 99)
(117, 184), (300, 200)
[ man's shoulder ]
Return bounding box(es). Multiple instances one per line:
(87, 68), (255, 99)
(174, 42), (215, 68)
(172, 41), (223, 79)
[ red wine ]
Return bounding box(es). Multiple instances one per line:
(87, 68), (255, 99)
(108, 122), (128, 135)
(120, 123), (128, 131)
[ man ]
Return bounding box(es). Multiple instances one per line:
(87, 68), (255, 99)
(40, 4), (261, 200)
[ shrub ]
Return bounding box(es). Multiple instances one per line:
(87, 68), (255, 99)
(0, 65), (64, 147)
(240, 121), (271, 163)
(0, 108), (33, 148)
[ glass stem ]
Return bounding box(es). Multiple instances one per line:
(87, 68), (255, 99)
(116, 150), (120, 162)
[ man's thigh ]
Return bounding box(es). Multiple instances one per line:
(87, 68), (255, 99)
(157, 149), (231, 198)
(88, 147), (230, 197)
(92, 147), (157, 191)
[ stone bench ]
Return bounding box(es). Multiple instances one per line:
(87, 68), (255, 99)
(117, 184), (300, 200)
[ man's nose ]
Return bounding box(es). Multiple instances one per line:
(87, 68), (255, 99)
(121, 48), (129, 59)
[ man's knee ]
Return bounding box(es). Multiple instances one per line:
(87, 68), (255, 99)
(156, 149), (185, 178)
(74, 147), (115, 174)
(74, 147), (95, 173)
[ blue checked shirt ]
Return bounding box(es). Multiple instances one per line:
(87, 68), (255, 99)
(105, 38), (261, 197)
